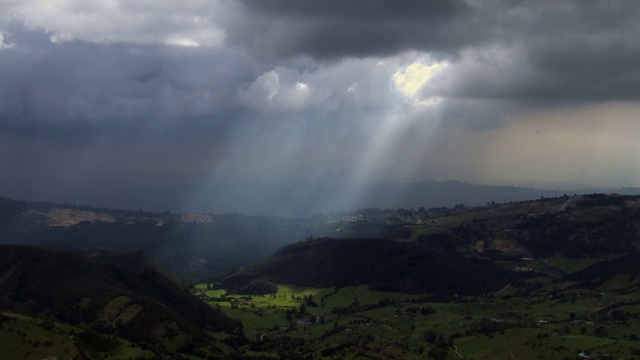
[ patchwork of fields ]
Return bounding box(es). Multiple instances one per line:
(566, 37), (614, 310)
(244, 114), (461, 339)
(195, 277), (640, 359)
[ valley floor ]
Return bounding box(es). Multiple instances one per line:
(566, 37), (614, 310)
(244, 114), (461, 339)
(196, 278), (640, 360)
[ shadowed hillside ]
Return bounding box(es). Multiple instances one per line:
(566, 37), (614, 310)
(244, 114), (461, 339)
(221, 238), (515, 294)
(0, 245), (241, 357)
(564, 251), (640, 291)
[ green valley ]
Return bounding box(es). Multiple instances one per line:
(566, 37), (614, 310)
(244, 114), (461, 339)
(1, 193), (640, 358)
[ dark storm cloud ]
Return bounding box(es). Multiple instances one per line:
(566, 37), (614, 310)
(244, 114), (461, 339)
(0, 22), (256, 131)
(468, 1), (639, 103)
(1, 0), (640, 214)
(243, 0), (468, 20)
(228, 0), (475, 60)
(432, 1), (640, 104)
(232, 0), (640, 105)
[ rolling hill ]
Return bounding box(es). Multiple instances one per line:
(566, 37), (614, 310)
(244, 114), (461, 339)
(221, 237), (516, 295)
(0, 245), (241, 358)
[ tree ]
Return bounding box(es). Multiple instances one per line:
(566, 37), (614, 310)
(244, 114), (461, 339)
(423, 330), (437, 343)
(594, 326), (608, 338)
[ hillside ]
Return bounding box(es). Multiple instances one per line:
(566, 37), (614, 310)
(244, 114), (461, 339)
(0, 245), (241, 358)
(564, 251), (640, 291)
(2, 193), (640, 284)
(221, 237), (516, 295)
(0, 197), (334, 280)
(1, 194), (640, 358)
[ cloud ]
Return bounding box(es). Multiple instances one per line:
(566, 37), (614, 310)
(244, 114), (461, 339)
(3, 0), (639, 112)
(238, 69), (313, 110)
(4, 0), (229, 47)
(229, 1), (640, 106)
(0, 29), (15, 49)
(227, 0), (474, 60)
(0, 22), (258, 131)
(1, 0), (640, 214)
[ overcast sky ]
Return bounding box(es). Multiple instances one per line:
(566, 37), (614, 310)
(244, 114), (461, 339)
(1, 1), (639, 215)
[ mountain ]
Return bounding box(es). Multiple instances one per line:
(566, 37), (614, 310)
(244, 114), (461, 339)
(221, 237), (515, 295)
(7, 180), (639, 217)
(0, 245), (241, 358)
(166, 180), (640, 216)
(2, 192), (639, 286)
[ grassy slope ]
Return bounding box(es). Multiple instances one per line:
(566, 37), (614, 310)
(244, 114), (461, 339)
(0, 245), (240, 358)
(0, 312), (157, 360)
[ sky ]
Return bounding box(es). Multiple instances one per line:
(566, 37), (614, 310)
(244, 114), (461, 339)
(1, 0), (639, 215)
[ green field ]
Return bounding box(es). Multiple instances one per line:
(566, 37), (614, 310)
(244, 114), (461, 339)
(195, 275), (640, 359)
(545, 255), (615, 273)
(0, 313), (156, 360)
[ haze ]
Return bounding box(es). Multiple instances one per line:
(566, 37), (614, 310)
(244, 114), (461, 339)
(1, 1), (639, 216)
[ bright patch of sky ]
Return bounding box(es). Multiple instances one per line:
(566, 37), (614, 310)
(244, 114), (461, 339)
(164, 36), (201, 47)
(392, 61), (448, 98)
